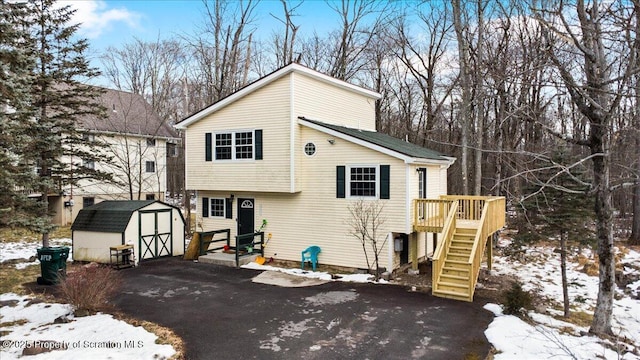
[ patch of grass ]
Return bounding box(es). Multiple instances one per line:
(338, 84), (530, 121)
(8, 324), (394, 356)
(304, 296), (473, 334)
(117, 317), (185, 360)
(0, 228), (39, 243)
(0, 226), (71, 243)
(565, 311), (593, 327)
(0, 319), (28, 328)
(0, 263), (41, 294)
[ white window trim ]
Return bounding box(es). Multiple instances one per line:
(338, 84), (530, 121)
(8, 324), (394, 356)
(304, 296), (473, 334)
(346, 164), (380, 199)
(214, 129), (255, 162)
(209, 197), (226, 218)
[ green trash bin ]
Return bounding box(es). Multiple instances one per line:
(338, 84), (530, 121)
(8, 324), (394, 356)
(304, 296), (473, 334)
(36, 246), (70, 285)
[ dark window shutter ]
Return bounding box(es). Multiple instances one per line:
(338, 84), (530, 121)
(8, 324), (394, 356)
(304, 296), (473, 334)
(202, 197), (209, 217)
(205, 133), (212, 162)
(380, 165), (390, 199)
(225, 198), (233, 219)
(336, 166), (345, 198)
(255, 129), (263, 160)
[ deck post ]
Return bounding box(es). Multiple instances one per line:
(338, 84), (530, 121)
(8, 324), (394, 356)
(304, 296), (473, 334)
(411, 233), (418, 271)
(487, 235), (493, 270)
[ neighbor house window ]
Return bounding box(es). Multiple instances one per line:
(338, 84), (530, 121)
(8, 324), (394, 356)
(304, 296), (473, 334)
(147, 138), (156, 146)
(209, 198), (225, 218)
(349, 166), (377, 197)
(83, 159), (95, 170)
(145, 161), (155, 173)
(83, 197), (95, 208)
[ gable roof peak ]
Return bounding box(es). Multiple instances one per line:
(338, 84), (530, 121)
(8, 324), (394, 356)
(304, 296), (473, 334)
(175, 63), (381, 130)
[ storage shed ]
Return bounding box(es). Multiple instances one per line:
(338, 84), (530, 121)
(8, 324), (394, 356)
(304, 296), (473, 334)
(71, 200), (185, 265)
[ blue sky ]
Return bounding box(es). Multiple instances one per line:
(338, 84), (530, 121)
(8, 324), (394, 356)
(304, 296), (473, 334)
(63, 0), (344, 55)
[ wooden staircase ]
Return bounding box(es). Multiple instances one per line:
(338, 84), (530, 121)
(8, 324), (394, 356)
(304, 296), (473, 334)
(432, 227), (476, 301)
(415, 196), (506, 302)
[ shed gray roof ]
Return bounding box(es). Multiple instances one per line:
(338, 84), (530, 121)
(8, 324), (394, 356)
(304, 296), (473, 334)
(71, 200), (157, 233)
(299, 117), (451, 162)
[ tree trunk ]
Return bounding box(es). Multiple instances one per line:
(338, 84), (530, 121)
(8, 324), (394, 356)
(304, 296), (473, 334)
(560, 231), (570, 318)
(590, 146), (615, 335)
(452, 0), (471, 195)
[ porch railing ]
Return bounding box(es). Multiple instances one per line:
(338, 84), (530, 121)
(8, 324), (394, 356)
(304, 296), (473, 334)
(430, 202), (459, 288)
(413, 199), (455, 232)
(466, 196), (505, 296)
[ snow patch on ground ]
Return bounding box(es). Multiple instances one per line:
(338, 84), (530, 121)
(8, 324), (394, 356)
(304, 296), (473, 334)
(242, 261), (388, 284)
(0, 293), (175, 360)
(0, 238), (72, 269)
(486, 238), (640, 360)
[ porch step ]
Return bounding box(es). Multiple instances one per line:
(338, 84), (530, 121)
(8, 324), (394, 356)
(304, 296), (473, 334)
(440, 273), (469, 282)
(198, 252), (258, 267)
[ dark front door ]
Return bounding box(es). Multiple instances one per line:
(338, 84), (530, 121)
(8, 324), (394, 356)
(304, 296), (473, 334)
(237, 198), (255, 237)
(400, 234), (410, 264)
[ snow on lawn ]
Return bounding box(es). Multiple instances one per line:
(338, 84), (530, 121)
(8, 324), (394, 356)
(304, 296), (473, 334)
(0, 236), (176, 359)
(485, 238), (640, 360)
(0, 238), (72, 269)
(0, 293), (175, 360)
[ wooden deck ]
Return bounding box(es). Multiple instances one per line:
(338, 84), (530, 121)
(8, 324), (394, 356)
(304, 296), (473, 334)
(413, 196), (505, 301)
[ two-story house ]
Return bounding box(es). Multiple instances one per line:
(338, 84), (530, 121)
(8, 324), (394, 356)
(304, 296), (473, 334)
(177, 64), (505, 301)
(51, 88), (180, 225)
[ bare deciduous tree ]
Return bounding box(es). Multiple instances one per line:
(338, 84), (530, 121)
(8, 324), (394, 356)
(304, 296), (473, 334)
(347, 199), (387, 280)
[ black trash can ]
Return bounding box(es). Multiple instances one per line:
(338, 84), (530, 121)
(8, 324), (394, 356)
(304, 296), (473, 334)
(36, 246), (70, 285)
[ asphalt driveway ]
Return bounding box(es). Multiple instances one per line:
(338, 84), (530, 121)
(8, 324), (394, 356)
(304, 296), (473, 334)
(113, 257), (493, 360)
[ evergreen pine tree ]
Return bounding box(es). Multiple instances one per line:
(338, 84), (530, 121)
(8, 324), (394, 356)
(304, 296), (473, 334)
(24, 0), (111, 246)
(0, 0), (38, 227)
(518, 144), (595, 317)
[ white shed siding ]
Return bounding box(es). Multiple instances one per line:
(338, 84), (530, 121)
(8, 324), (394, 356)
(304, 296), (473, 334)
(73, 231), (121, 263)
(293, 73), (376, 131)
(186, 76), (292, 193)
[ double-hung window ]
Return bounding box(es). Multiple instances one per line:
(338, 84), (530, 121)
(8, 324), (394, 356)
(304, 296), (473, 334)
(349, 166), (377, 198)
(209, 198), (225, 218)
(215, 131), (253, 160)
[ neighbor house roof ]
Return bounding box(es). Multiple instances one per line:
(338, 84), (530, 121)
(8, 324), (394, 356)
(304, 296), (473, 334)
(71, 200), (157, 233)
(77, 88), (179, 140)
(175, 63), (381, 130)
(298, 117), (456, 166)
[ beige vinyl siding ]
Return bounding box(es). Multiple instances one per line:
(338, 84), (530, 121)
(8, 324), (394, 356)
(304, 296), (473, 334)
(293, 73), (376, 131)
(186, 76), (292, 193)
(198, 126), (408, 270)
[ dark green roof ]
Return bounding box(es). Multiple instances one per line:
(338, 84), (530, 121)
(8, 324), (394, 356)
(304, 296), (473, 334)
(299, 117), (451, 161)
(71, 200), (157, 233)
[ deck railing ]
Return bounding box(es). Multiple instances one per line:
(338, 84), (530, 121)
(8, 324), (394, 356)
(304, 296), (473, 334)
(430, 202), (459, 288)
(466, 197), (505, 297)
(413, 199), (455, 232)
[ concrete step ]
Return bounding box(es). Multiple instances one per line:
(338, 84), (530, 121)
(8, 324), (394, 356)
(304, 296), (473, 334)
(198, 252), (258, 267)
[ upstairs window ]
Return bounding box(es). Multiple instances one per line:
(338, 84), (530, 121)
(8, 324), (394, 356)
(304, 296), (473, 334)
(214, 131), (255, 161)
(147, 138), (156, 147)
(215, 133), (232, 160)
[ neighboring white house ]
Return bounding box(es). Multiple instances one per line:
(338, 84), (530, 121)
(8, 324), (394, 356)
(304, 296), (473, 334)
(175, 63), (456, 272)
(50, 88), (180, 226)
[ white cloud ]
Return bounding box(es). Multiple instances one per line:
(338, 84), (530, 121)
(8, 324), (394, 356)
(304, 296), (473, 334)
(58, 0), (142, 39)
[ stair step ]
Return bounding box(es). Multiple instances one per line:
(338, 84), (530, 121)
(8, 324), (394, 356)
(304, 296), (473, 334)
(444, 259), (469, 265)
(452, 238), (474, 244)
(438, 281), (469, 289)
(432, 289), (472, 302)
(443, 266), (469, 273)
(450, 245), (471, 251)
(440, 274), (469, 281)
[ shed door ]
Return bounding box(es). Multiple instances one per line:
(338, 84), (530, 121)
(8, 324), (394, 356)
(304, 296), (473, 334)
(139, 209), (173, 260)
